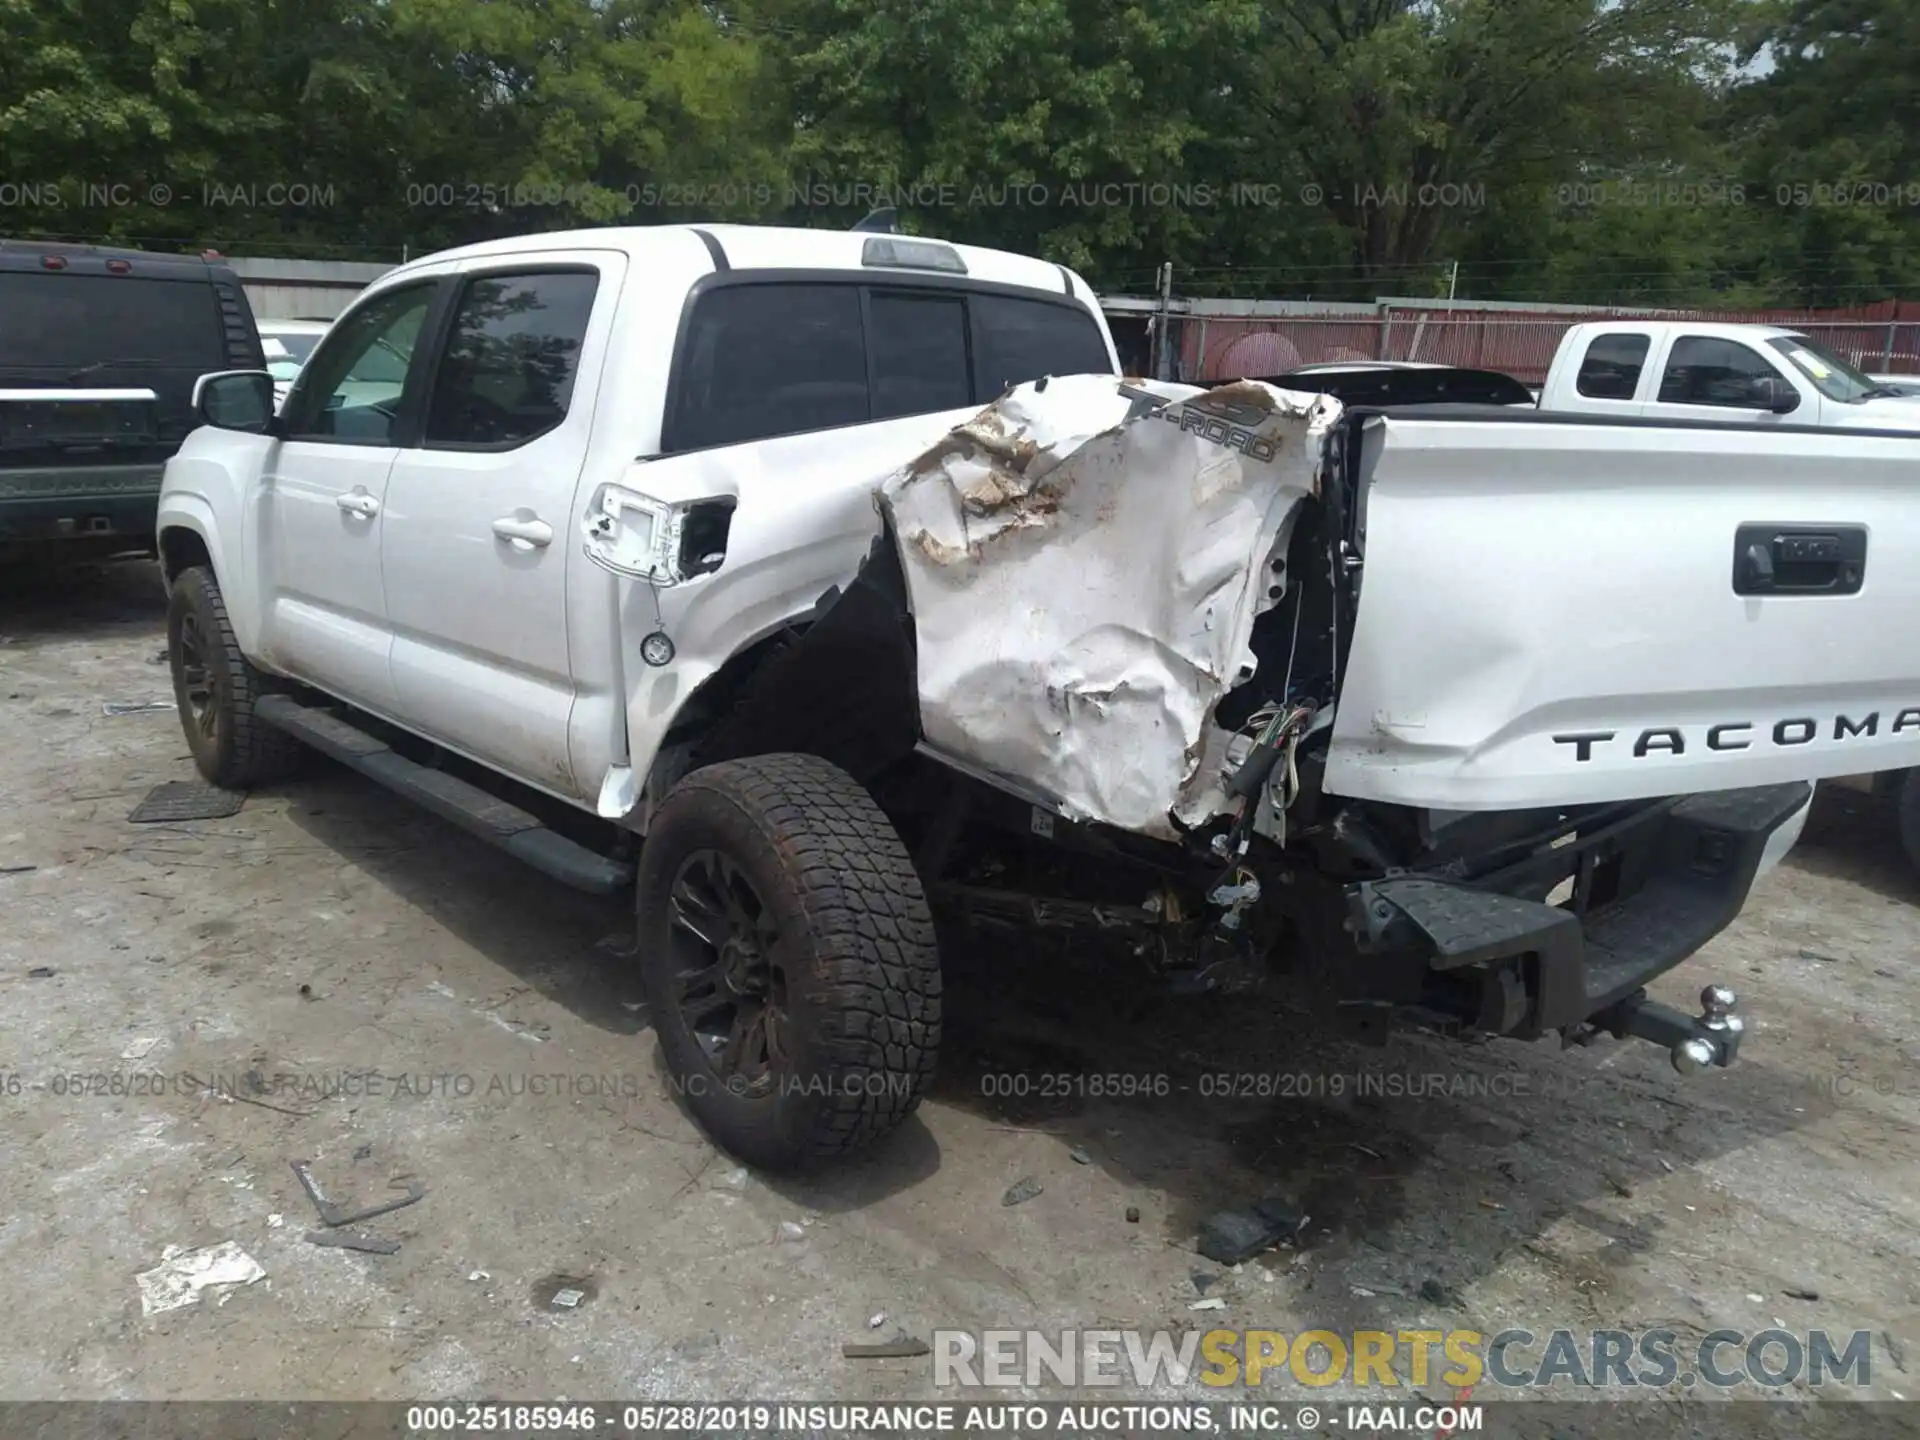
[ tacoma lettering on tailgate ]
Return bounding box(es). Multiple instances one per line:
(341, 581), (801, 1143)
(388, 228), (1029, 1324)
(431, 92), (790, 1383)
(1555, 708), (1920, 761)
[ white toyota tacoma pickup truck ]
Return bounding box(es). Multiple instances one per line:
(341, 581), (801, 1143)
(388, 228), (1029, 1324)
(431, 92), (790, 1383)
(159, 223), (1920, 1171)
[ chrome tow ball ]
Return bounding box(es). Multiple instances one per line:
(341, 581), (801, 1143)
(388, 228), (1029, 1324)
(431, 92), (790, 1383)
(1672, 985), (1745, 1075)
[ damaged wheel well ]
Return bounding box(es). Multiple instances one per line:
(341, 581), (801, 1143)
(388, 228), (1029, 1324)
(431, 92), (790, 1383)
(690, 533), (924, 789)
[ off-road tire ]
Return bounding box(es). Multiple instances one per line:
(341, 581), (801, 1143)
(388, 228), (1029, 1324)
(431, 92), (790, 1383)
(637, 752), (941, 1170)
(166, 566), (303, 789)
(1899, 769), (1920, 875)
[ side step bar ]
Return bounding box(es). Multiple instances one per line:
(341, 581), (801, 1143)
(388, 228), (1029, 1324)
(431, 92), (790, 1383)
(255, 695), (634, 896)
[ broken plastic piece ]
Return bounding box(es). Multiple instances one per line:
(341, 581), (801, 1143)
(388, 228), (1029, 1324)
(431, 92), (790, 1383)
(843, 1338), (933, 1359)
(1001, 1176), (1043, 1207)
(289, 1158), (426, 1227)
(1196, 1196), (1306, 1264)
(305, 1230), (400, 1256)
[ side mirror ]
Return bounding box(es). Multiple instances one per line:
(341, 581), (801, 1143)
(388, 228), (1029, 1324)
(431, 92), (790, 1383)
(1752, 376), (1800, 414)
(192, 370), (277, 434)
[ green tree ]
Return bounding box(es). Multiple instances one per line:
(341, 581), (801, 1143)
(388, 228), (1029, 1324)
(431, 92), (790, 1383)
(1228, 0), (1741, 282)
(762, 0), (1267, 281)
(1725, 0), (1920, 304)
(0, 0), (782, 255)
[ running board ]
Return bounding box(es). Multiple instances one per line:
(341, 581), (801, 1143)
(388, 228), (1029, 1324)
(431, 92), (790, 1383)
(254, 695), (633, 895)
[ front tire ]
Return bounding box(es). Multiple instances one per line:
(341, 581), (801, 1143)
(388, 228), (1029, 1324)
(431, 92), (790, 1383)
(166, 566), (303, 788)
(637, 752), (941, 1170)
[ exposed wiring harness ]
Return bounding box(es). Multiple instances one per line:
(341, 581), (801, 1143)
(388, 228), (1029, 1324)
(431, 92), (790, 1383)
(1216, 699), (1317, 861)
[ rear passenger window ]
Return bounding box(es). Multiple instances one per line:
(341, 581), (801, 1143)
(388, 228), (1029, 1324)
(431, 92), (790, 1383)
(1575, 333), (1650, 400)
(971, 295), (1111, 398)
(869, 292), (971, 420)
(424, 270), (599, 448)
(668, 285), (868, 451)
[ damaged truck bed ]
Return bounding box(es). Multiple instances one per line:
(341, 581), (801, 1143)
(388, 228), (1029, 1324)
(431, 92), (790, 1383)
(728, 371), (1920, 1090)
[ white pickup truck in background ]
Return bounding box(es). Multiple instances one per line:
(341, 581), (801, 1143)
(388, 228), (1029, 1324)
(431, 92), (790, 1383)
(1541, 320), (1920, 428)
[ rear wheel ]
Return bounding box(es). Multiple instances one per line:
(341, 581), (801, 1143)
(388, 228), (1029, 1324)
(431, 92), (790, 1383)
(1898, 770), (1920, 874)
(167, 566), (303, 788)
(636, 752), (941, 1170)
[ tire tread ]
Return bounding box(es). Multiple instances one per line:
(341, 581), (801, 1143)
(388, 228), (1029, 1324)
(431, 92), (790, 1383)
(647, 752), (941, 1164)
(172, 567), (303, 788)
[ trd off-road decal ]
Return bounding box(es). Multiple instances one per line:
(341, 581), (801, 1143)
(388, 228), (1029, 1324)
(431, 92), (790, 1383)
(1116, 383), (1281, 462)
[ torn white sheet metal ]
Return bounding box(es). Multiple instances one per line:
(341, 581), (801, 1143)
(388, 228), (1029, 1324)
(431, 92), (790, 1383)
(880, 373), (1340, 839)
(135, 1240), (267, 1315)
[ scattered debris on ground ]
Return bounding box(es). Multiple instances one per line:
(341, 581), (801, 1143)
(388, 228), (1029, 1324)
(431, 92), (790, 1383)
(531, 1275), (597, 1312)
(1001, 1176), (1043, 1207)
(843, 1338), (932, 1360)
(305, 1230), (401, 1256)
(134, 1242), (266, 1315)
(1196, 1197), (1305, 1264)
(290, 1159), (426, 1227)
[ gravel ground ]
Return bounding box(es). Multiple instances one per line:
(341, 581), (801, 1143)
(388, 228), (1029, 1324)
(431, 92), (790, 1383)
(0, 559), (1915, 1436)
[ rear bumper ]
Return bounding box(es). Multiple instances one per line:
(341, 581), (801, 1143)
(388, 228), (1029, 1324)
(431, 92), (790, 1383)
(0, 463), (165, 540)
(1349, 781), (1812, 1038)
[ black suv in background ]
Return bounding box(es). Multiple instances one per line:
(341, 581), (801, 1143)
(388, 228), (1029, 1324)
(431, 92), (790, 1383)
(1, 240), (264, 560)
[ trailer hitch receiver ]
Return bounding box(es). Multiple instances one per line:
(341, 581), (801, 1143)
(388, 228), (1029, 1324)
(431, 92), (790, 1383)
(1593, 984), (1745, 1074)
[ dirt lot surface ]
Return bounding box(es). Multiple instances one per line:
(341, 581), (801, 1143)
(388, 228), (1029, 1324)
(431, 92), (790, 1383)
(1, 560), (1916, 1434)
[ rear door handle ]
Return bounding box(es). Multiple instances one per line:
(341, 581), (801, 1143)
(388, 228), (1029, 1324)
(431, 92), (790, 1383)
(335, 490), (380, 519)
(492, 515), (553, 548)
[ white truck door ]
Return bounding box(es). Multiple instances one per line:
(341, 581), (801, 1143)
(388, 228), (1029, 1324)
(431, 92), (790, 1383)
(1643, 333), (1809, 425)
(379, 257), (624, 799)
(1326, 413), (1920, 810)
(257, 280), (439, 712)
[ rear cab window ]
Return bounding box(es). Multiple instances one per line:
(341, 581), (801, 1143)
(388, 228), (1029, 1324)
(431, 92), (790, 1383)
(0, 273), (227, 374)
(664, 276), (1111, 453)
(1574, 332), (1652, 401)
(971, 293), (1113, 400)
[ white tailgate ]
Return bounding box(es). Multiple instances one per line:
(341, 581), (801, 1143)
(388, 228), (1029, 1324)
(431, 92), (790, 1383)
(1326, 416), (1920, 809)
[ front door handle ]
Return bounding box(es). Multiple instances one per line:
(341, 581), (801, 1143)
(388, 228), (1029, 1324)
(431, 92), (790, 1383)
(335, 490), (380, 519)
(492, 515), (553, 549)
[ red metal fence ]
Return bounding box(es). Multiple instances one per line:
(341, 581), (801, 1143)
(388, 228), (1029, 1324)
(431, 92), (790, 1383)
(1181, 299), (1920, 385)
